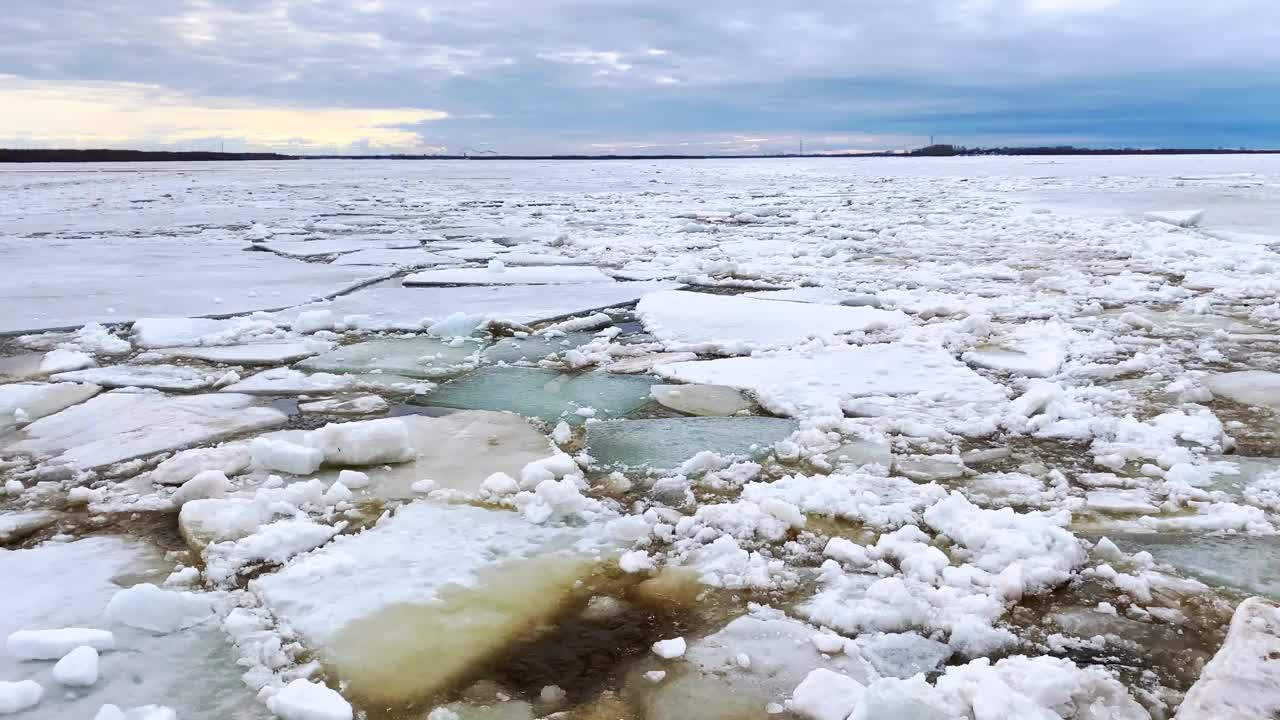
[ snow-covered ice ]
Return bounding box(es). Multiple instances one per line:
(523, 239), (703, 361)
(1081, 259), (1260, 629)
(7, 156), (1280, 719)
(637, 290), (909, 354)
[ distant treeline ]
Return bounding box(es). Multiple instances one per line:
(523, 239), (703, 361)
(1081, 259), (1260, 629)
(3, 146), (1277, 163)
(0, 148), (296, 163)
(908, 144), (1280, 157)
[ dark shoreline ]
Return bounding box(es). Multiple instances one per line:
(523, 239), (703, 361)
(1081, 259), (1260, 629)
(2, 147), (1278, 163)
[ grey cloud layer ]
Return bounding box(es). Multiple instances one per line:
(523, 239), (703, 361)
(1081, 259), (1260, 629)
(2, 0), (1277, 151)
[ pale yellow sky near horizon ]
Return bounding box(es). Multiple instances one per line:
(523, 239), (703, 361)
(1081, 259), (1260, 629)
(0, 75), (449, 151)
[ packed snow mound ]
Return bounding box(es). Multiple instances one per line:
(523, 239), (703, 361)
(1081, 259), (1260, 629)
(636, 290), (909, 354)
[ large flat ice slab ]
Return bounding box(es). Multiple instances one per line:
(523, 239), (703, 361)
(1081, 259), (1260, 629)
(278, 282), (681, 332)
(256, 238), (420, 257)
(251, 502), (610, 705)
(1177, 597), (1280, 720)
(657, 342), (1007, 418)
(1, 391), (286, 469)
(0, 236), (381, 334)
(636, 290), (910, 354)
(404, 265), (614, 286)
(1206, 371), (1280, 409)
(329, 248), (455, 268)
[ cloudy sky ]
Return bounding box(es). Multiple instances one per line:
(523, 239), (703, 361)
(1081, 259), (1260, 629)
(2, 0), (1277, 154)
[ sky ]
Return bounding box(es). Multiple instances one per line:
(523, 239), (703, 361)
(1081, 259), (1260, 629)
(1, 0), (1278, 155)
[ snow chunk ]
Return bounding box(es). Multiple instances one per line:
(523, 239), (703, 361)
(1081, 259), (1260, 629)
(150, 444), (251, 486)
(251, 437), (325, 476)
(52, 645), (99, 687)
(304, 418), (415, 466)
(265, 679), (353, 720)
(105, 584), (214, 634)
(652, 637), (687, 659)
(0, 680), (43, 715)
(171, 469), (230, 505)
(637, 290), (908, 354)
(6, 628), (115, 660)
(791, 668), (865, 720)
(39, 348), (95, 374)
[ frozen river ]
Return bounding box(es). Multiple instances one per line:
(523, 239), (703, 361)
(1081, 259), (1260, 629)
(3, 156), (1280, 719)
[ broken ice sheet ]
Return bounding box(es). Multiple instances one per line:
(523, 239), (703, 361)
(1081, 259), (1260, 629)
(251, 502), (612, 707)
(585, 417), (797, 471)
(49, 364), (222, 392)
(657, 341), (1008, 419)
(404, 265), (615, 286)
(297, 336), (484, 380)
(155, 343), (325, 366)
(636, 290), (910, 354)
(1, 391), (286, 469)
(419, 367), (657, 425)
(1106, 532), (1280, 599)
(264, 411), (558, 498)
(329, 248), (456, 267)
(0, 537), (265, 719)
(218, 367), (431, 396)
(276, 281), (680, 333)
(0, 382), (100, 435)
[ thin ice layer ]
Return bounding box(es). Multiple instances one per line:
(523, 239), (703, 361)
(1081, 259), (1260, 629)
(297, 336), (483, 379)
(420, 367), (657, 425)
